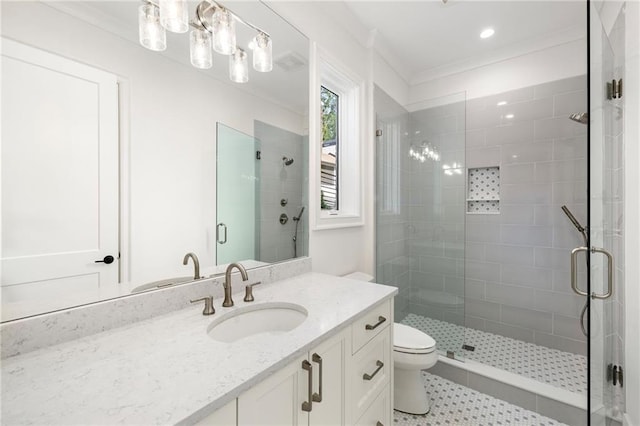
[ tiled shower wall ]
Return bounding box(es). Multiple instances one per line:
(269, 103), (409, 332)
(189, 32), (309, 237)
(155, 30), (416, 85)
(254, 121), (308, 263)
(376, 77), (590, 357)
(464, 76), (588, 355)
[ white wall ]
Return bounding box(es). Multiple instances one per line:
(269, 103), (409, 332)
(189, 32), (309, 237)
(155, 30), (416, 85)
(1, 2), (305, 284)
(268, 1), (376, 276)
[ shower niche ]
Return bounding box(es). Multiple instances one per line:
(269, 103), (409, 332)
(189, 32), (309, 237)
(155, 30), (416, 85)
(466, 166), (500, 214)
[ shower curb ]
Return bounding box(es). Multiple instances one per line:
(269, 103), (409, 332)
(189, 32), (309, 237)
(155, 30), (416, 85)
(430, 355), (587, 425)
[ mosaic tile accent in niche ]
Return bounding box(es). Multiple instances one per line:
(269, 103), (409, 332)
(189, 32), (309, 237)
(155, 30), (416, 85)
(393, 372), (566, 426)
(467, 166), (500, 214)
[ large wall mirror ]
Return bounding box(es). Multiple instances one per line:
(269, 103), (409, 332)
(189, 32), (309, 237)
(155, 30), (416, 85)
(1, 0), (309, 321)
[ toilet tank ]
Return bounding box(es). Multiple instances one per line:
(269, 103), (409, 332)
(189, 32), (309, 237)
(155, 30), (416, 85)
(341, 272), (374, 282)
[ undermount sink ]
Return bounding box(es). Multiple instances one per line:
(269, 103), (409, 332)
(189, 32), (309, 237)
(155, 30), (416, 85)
(207, 302), (308, 343)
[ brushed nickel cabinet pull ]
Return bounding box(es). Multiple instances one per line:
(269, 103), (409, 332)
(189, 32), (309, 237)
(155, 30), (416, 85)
(365, 316), (386, 330)
(301, 360), (313, 412)
(363, 360), (384, 381)
(312, 353), (323, 402)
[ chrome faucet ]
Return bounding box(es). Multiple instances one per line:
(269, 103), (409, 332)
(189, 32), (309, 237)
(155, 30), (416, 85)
(222, 262), (248, 307)
(183, 252), (201, 280)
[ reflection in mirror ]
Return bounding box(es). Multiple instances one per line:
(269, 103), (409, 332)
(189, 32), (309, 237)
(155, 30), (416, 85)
(0, 1), (309, 321)
(217, 122), (308, 265)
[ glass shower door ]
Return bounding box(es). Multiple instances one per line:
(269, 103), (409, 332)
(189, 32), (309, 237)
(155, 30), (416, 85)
(374, 86), (466, 360)
(216, 123), (260, 265)
(588, 2), (623, 424)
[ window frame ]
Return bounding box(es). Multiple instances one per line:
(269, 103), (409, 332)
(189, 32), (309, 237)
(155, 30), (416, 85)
(313, 48), (364, 230)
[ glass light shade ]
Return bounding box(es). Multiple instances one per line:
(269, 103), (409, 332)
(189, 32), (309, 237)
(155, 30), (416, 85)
(252, 32), (272, 72)
(138, 4), (166, 51)
(159, 0), (189, 33)
(229, 49), (248, 83)
(212, 7), (236, 55)
(190, 29), (213, 69)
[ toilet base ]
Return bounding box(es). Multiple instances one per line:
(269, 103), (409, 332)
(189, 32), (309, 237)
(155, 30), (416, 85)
(394, 368), (430, 415)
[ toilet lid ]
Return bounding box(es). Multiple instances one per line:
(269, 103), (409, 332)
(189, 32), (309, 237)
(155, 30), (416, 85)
(394, 323), (436, 352)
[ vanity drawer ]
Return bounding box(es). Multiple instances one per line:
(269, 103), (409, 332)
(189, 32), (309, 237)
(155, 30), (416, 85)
(352, 299), (391, 354)
(355, 383), (391, 426)
(351, 325), (391, 421)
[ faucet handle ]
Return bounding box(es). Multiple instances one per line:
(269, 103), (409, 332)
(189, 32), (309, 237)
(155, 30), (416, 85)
(190, 297), (215, 315)
(243, 282), (262, 302)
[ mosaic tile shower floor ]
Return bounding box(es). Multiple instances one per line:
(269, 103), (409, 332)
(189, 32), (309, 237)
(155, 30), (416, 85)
(401, 314), (587, 394)
(393, 372), (566, 426)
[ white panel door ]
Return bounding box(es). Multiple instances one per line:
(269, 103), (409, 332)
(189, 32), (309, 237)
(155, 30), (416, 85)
(1, 38), (119, 320)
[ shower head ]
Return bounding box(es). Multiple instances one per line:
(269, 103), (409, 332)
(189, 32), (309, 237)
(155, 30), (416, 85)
(561, 205), (585, 233)
(569, 112), (588, 125)
(282, 156), (294, 166)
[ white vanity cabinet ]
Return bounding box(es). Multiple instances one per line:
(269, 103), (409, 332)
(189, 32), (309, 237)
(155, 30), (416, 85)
(197, 298), (393, 426)
(237, 328), (349, 426)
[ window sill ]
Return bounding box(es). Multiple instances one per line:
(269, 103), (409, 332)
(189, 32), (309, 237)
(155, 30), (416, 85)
(314, 212), (364, 230)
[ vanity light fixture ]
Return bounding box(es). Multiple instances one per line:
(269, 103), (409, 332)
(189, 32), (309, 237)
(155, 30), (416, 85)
(138, 0), (273, 83)
(230, 48), (249, 83)
(211, 6), (236, 55)
(138, 3), (166, 51)
(190, 28), (213, 69)
(159, 0), (189, 33)
(251, 32), (273, 72)
(480, 27), (495, 39)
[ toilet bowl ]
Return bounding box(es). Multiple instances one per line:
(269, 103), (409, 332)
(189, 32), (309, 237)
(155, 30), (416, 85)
(340, 272), (438, 415)
(393, 323), (438, 415)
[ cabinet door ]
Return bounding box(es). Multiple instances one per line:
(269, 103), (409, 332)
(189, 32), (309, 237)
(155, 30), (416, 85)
(238, 355), (306, 426)
(305, 329), (348, 426)
(355, 384), (390, 426)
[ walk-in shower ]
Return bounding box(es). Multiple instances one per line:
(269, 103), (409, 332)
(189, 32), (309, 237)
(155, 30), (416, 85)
(375, 74), (592, 420)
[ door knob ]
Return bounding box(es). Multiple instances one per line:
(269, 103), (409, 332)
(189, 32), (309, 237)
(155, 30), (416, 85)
(95, 255), (115, 264)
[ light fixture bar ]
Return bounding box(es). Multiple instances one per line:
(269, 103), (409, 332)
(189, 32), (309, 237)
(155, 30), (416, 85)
(191, 0), (270, 38)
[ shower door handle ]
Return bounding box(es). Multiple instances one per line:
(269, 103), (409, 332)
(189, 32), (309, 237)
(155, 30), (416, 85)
(216, 223), (227, 244)
(570, 247), (589, 297)
(571, 246), (615, 300)
(590, 247), (614, 300)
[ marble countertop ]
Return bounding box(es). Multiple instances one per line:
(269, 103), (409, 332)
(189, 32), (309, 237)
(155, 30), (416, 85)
(1, 272), (397, 425)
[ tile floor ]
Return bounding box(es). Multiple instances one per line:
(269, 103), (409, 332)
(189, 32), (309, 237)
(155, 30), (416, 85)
(393, 372), (566, 426)
(401, 314), (587, 394)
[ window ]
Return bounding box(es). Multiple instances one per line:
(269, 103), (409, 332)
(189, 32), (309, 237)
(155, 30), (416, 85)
(321, 86), (339, 211)
(314, 52), (363, 229)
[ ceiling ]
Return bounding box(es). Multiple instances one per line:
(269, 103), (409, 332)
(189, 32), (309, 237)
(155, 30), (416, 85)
(343, 1), (586, 84)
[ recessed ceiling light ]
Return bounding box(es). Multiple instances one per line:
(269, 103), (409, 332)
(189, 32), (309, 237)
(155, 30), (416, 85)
(497, 101), (507, 106)
(505, 114), (514, 119)
(480, 28), (495, 39)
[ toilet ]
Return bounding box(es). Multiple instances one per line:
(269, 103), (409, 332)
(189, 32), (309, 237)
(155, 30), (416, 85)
(393, 323), (437, 414)
(342, 272), (439, 415)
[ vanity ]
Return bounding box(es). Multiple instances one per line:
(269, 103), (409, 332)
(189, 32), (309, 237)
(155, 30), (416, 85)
(1, 272), (396, 425)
